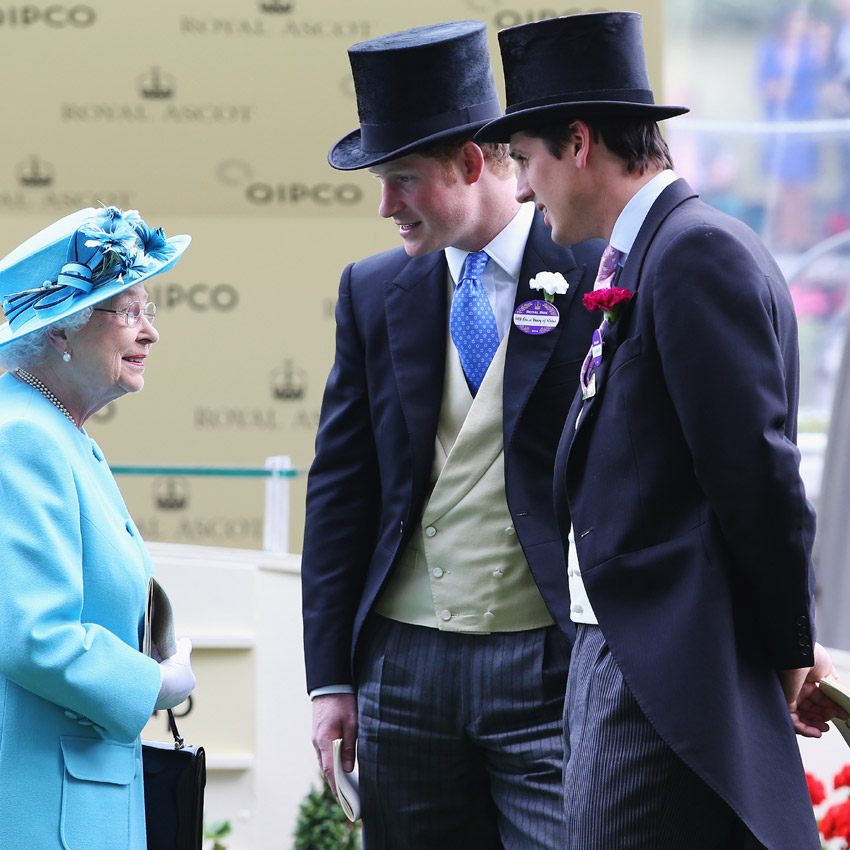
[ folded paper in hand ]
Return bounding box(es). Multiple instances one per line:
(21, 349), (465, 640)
(332, 738), (360, 821)
(143, 576), (176, 660)
(819, 676), (850, 747)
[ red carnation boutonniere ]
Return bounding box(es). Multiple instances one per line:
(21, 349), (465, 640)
(583, 287), (633, 324)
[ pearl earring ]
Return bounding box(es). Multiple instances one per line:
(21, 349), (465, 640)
(62, 351), (71, 363)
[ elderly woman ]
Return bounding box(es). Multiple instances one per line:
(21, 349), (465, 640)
(0, 207), (195, 849)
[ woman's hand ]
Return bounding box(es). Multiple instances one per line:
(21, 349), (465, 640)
(154, 637), (196, 710)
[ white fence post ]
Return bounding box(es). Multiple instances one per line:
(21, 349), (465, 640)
(263, 456), (293, 553)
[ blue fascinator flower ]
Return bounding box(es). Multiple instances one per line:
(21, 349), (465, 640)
(80, 206), (142, 282)
(132, 220), (177, 268)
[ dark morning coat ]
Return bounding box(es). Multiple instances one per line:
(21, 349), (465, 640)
(555, 179), (820, 849)
(302, 212), (604, 692)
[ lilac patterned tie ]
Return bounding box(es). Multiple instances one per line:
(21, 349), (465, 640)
(579, 245), (624, 399)
(592, 244), (623, 292)
(450, 250), (498, 393)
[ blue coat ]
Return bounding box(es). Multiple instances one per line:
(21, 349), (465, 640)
(301, 213), (605, 691)
(0, 372), (162, 850)
(555, 180), (819, 849)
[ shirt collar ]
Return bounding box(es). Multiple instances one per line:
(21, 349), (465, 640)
(445, 202), (534, 283)
(609, 169), (678, 258)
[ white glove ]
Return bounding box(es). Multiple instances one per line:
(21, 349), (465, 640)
(155, 637), (196, 710)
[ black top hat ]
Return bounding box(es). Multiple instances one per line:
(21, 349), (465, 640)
(476, 12), (688, 143)
(329, 21), (504, 171)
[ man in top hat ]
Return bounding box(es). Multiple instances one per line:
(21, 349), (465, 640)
(477, 11), (843, 849)
(300, 20), (604, 849)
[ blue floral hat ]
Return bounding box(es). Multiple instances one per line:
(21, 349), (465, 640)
(0, 206), (191, 349)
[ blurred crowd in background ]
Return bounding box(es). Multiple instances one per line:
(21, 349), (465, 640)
(667, 0), (850, 426)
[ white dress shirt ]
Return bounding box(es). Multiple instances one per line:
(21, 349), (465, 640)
(445, 201), (535, 339)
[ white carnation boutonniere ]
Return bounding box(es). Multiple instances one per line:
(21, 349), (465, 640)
(514, 271), (566, 336)
(529, 271), (569, 303)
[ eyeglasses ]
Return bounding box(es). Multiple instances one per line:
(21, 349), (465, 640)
(93, 301), (157, 327)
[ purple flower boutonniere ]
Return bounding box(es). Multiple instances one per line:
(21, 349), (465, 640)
(583, 286), (633, 324)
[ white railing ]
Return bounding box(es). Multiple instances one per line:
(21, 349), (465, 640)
(110, 456), (299, 554)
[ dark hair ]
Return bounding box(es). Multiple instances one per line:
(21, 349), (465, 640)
(525, 116), (674, 174)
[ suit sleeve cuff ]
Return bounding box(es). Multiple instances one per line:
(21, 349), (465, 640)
(309, 684), (355, 700)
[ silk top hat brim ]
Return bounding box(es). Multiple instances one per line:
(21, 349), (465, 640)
(329, 21), (504, 171)
(0, 207), (191, 350)
(476, 12), (688, 143)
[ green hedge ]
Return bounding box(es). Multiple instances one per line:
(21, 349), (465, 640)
(293, 780), (361, 850)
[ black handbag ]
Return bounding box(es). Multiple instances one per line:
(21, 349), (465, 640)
(143, 708), (206, 850)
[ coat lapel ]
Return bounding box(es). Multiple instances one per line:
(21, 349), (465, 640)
(384, 252), (447, 480)
(503, 212), (585, 444)
(565, 179), (699, 446)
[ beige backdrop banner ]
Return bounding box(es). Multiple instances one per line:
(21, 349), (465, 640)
(0, 0), (663, 551)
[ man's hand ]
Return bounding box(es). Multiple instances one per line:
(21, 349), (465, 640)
(312, 693), (358, 796)
(780, 642), (849, 737)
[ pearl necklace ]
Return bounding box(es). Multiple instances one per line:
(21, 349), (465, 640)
(16, 369), (78, 428)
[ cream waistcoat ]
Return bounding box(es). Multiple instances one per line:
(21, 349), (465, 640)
(374, 324), (553, 633)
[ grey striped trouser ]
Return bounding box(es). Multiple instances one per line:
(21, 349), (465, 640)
(356, 614), (571, 850)
(564, 624), (763, 849)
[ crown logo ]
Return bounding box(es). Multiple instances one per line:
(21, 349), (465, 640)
(137, 67), (176, 100)
(17, 155), (55, 187)
(154, 478), (190, 511)
(271, 359), (307, 401)
(259, 0), (293, 12)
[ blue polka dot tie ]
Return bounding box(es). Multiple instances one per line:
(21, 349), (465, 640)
(450, 250), (498, 394)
